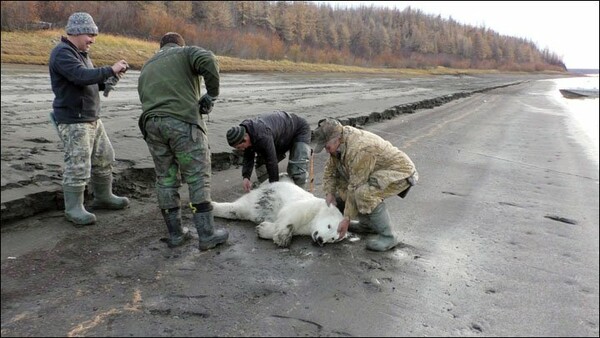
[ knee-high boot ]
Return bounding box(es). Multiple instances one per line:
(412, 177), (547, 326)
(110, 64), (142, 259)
(192, 206), (229, 251)
(288, 142), (311, 189)
(90, 174), (130, 210)
(365, 202), (398, 251)
(349, 213), (377, 234)
(161, 207), (192, 248)
(63, 185), (96, 226)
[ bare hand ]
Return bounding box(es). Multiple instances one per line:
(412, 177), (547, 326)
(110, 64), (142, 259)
(242, 178), (252, 193)
(111, 60), (129, 76)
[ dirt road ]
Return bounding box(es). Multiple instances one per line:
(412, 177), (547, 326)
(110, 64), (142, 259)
(2, 66), (597, 336)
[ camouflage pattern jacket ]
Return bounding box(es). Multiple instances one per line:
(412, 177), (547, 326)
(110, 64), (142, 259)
(323, 126), (417, 219)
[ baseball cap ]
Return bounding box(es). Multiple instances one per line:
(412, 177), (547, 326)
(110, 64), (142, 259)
(312, 118), (343, 153)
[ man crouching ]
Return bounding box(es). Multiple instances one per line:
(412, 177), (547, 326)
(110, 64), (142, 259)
(312, 119), (418, 252)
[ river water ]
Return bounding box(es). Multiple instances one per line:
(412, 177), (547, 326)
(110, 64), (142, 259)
(548, 74), (599, 168)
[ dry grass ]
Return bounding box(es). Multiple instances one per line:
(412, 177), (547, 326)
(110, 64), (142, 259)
(1, 29), (509, 76)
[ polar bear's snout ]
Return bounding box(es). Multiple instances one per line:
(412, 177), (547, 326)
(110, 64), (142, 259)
(311, 226), (342, 246)
(312, 230), (325, 246)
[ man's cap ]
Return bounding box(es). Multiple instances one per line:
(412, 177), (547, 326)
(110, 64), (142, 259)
(312, 118), (343, 153)
(66, 12), (99, 36)
(227, 125), (246, 146)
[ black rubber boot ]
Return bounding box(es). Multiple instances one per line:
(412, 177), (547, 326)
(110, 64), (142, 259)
(90, 174), (130, 210)
(365, 202), (398, 251)
(161, 207), (191, 248)
(63, 185), (96, 226)
(193, 210), (229, 251)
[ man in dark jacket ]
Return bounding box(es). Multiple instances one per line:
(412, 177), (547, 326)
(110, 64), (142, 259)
(226, 111), (312, 192)
(137, 32), (228, 251)
(49, 12), (130, 227)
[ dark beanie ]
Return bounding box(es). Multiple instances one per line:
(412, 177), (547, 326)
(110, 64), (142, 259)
(227, 126), (246, 146)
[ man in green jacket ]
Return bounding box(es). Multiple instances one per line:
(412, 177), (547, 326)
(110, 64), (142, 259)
(137, 32), (228, 251)
(313, 118), (418, 251)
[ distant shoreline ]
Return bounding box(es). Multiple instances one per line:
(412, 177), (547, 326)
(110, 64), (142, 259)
(567, 69), (599, 75)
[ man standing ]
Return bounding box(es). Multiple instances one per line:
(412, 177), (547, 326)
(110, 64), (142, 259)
(49, 12), (130, 226)
(137, 32), (228, 250)
(226, 111), (312, 192)
(312, 119), (418, 251)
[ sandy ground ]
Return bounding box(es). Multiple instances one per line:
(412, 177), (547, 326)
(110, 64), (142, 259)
(1, 64), (598, 336)
(1, 64), (556, 222)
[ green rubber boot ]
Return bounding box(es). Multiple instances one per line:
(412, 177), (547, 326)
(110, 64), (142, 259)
(348, 215), (377, 234)
(90, 174), (130, 210)
(63, 185), (96, 226)
(365, 202), (398, 252)
(288, 142), (311, 189)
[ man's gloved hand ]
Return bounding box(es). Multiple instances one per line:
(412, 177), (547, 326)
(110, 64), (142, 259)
(103, 62), (129, 97)
(198, 94), (216, 114)
(103, 76), (120, 97)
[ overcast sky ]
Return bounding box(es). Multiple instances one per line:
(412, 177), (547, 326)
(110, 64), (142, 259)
(316, 1), (599, 70)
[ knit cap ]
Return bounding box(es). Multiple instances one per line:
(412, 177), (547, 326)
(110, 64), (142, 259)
(66, 12), (99, 36)
(227, 126), (246, 146)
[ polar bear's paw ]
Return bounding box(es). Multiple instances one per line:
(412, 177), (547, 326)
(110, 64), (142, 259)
(256, 221), (276, 239)
(274, 224), (294, 247)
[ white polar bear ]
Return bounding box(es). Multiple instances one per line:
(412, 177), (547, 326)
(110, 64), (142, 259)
(212, 180), (345, 247)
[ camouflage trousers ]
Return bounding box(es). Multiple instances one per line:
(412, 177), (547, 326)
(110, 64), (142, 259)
(57, 119), (115, 187)
(335, 170), (419, 218)
(143, 116), (211, 210)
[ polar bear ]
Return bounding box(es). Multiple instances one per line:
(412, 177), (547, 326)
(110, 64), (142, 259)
(212, 180), (345, 247)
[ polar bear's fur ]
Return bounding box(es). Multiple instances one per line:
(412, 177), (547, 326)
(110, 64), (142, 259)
(212, 180), (345, 247)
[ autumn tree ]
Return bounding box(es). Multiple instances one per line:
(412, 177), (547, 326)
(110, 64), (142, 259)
(1, 0), (566, 71)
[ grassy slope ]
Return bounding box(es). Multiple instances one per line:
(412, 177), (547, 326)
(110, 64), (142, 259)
(1, 29), (559, 76)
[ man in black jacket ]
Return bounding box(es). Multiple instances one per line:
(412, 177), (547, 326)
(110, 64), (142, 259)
(226, 111), (312, 192)
(49, 12), (130, 226)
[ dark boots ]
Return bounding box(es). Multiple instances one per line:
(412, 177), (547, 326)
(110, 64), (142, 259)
(160, 207), (192, 248)
(288, 142), (311, 189)
(160, 203), (228, 250)
(90, 174), (130, 210)
(193, 210), (229, 251)
(63, 185), (96, 226)
(362, 202), (398, 252)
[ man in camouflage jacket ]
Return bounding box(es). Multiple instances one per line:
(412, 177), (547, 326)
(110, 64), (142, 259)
(313, 118), (418, 251)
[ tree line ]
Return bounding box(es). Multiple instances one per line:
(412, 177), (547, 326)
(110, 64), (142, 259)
(0, 1), (566, 72)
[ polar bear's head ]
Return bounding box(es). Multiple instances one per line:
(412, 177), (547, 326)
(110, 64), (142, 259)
(311, 204), (346, 246)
